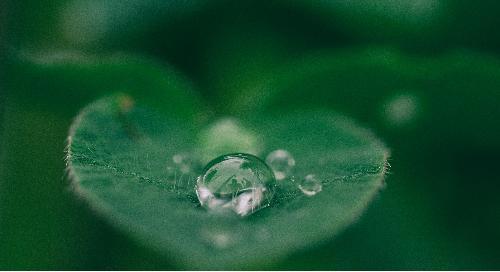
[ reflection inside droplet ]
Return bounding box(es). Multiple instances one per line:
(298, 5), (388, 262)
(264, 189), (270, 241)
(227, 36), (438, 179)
(195, 153), (275, 217)
(231, 187), (265, 216)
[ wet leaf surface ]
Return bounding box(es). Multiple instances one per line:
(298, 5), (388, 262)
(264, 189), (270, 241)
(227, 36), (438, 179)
(66, 95), (389, 269)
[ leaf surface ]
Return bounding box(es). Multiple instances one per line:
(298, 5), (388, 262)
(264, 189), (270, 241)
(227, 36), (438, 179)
(66, 95), (389, 269)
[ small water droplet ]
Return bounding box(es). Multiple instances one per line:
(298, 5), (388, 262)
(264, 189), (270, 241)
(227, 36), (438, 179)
(172, 153), (198, 174)
(196, 153), (276, 217)
(299, 174), (322, 196)
(265, 149), (295, 181)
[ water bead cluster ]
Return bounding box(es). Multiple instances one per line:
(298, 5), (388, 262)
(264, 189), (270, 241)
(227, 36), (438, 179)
(189, 149), (322, 217)
(166, 144), (322, 217)
(265, 150), (322, 197)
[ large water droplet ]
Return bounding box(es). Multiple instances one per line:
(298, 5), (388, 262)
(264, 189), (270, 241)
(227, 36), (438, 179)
(265, 149), (295, 181)
(299, 174), (322, 196)
(195, 153), (276, 217)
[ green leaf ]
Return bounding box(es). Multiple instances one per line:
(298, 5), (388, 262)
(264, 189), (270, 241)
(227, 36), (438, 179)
(5, 51), (205, 120)
(66, 95), (389, 269)
(58, 0), (208, 48)
(1, 51), (206, 268)
(5, 0), (207, 49)
(189, 2), (333, 110)
(225, 48), (500, 151)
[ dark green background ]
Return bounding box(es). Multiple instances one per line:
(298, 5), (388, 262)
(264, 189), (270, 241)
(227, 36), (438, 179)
(1, 0), (500, 269)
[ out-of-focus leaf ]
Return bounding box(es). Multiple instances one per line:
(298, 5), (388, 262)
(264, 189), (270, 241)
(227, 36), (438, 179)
(287, 0), (451, 49)
(5, 51), (206, 120)
(226, 48), (500, 151)
(4, 0), (208, 50)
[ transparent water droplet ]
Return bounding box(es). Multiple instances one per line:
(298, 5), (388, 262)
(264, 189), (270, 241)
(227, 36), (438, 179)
(265, 149), (295, 181)
(232, 187), (265, 217)
(172, 153), (198, 174)
(299, 174), (322, 196)
(195, 153), (276, 217)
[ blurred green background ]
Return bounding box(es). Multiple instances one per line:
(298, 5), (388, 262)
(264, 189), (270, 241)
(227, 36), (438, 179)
(1, 0), (500, 269)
